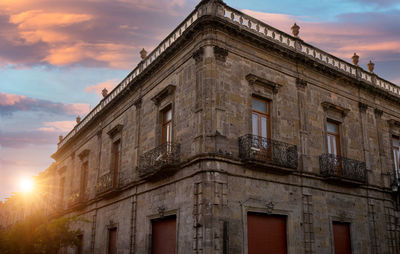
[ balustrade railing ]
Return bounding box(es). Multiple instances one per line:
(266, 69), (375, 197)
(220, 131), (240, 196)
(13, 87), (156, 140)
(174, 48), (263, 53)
(138, 142), (181, 177)
(319, 153), (366, 184)
(239, 134), (298, 170)
(67, 191), (86, 208)
(57, 0), (400, 151)
(95, 172), (115, 194)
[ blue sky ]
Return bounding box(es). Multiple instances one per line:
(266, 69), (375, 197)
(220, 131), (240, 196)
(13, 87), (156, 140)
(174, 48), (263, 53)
(0, 0), (399, 200)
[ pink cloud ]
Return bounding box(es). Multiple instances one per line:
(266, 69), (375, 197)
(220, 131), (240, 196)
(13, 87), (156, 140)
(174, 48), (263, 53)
(0, 92), (90, 116)
(0, 0), (197, 68)
(38, 121), (76, 132)
(242, 9), (400, 63)
(85, 79), (118, 95)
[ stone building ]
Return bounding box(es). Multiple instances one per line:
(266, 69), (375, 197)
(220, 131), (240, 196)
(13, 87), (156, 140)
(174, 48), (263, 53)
(3, 0), (400, 253)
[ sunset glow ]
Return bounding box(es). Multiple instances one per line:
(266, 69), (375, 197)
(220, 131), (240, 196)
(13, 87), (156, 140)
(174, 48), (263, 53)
(19, 178), (35, 193)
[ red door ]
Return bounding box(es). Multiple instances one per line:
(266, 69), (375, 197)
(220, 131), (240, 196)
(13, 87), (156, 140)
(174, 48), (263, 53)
(333, 222), (352, 254)
(152, 216), (176, 254)
(108, 228), (117, 254)
(247, 213), (287, 254)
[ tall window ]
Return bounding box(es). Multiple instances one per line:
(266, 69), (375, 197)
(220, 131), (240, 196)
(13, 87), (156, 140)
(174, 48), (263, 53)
(76, 234), (83, 254)
(112, 140), (121, 187)
(162, 106), (172, 144)
(81, 162), (88, 198)
(252, 97), (270, 138)
(59, 177), (65, 206)
(152, 215), (176, 254)
(108, 227), (117, 254)
(393, 136), (400, 177)
(332, 222), (352, 254)
(247, 212), (287, 254)
(327, 120), (341, 156)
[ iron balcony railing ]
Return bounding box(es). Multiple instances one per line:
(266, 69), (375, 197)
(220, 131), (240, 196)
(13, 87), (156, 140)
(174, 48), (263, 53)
(67, 190), (86, 208)
(319, 153), (366, 184)
(138, 142), (181, 177)
(95, 172), (115, 194)
(239, 134), (298, 170)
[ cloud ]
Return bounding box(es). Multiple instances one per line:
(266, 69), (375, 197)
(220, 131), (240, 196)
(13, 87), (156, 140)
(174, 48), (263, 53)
(38, 121), (76, 132)
(0, 92), (90, 116)
(0, 0), (197, 68)
(0, 130), (60, 148)
(85, 79), (118, 95)
(243, 9), (400, 64)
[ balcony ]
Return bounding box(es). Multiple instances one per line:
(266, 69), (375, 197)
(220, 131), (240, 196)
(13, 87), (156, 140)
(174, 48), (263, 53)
(96, 172), (120, 197)
(238, 134), (298, 173)
(138, 142), (181, 180)
(319, 153), (367, 185)
(67, 191), (86, 209)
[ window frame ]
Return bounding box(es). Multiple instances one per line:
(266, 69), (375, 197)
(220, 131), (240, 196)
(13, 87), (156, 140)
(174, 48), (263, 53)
(107, 227), (118, 254)
(251, 96), (271, 139)
(111, 139), (121, 188)
(393, 135), (400, 178)
(161, 105), (173, 144)
(326, 119), (341, 156)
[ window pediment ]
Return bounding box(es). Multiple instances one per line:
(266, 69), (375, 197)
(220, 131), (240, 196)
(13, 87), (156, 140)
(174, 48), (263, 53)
(151, 85), (176, 105)
(107, 124), (123, 137)
(246, 74), (282, 94)
(321, 102), (349, 118)
(78, 149), (90, 161)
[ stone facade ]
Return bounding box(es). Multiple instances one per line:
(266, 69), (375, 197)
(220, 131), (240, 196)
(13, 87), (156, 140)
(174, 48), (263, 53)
(2, 0), (400, 253)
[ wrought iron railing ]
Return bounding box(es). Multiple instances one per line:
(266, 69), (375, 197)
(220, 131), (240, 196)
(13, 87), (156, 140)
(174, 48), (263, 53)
(67, 191), (86, 208)
(138, 142), (181, 177)
(319, 153), (366, 183)
(238, 134), (298, 169)
(95, 172), (115, 194)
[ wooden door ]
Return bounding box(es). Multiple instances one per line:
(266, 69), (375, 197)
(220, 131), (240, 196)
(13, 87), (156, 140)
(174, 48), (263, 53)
(333, 222), (352, 254)
(152, 216), (176, 254)
(247, 213), (287, 254)
(108, 228), (117, 254)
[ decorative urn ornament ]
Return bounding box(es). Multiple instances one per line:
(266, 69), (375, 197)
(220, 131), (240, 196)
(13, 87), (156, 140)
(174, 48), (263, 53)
(352, 53), (359, 66)
(367, 60), (375, 72)
(291, 23), (300, 37)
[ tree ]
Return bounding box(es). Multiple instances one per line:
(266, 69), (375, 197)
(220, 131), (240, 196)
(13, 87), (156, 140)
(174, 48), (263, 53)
(0, 213), (84, 254)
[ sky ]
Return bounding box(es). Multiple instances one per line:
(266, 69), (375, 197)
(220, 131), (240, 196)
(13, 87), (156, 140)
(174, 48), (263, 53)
(0, 0), (399, 201)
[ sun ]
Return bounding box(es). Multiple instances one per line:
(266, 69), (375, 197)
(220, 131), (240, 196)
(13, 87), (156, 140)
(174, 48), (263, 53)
(19, 178), (35, 193)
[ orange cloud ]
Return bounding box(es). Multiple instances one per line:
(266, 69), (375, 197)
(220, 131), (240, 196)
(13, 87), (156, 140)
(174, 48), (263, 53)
(38, 121), (76, 132)
(85, 79), (118, 95)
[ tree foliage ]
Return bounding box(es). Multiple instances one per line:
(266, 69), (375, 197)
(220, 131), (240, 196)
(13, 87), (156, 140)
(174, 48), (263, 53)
(0, 213), (83, 254)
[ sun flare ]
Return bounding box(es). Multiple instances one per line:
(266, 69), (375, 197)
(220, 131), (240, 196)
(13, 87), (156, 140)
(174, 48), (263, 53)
(19, 178), (35, 193)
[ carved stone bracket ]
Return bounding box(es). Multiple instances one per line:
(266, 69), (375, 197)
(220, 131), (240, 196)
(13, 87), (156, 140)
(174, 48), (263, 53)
(158, 205), (166, 217)
(358, 102), (368, 113)
(296, 78), (307, 89)
(374, 108), (383, 118)
(321, 101), (350, 117)
(265, 201), (275, 214)
(214, 46), (228, 62)
(107, 124), (123, 137)
(192, 47), (204, 64)
(151, 85), (176, 105)
(133, 98), (142, 108)
(246, 74), (282, 94)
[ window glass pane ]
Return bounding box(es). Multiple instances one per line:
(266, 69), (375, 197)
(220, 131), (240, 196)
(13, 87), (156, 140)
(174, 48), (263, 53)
(166, 124), (170, 143)
(252, 114), (258, 136)
(252, 98), (268, 113)
(165, 108), (172, 122)
(394, 149), (400, 171)
(327, 121), (338, 133)
(327, 136), (332, 154)
(393, 136), (400, 147)
(261, 116), (267, 138)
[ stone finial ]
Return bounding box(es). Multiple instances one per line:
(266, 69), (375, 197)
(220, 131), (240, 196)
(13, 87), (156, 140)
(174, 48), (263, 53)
(59, 135), (63, 142)
(352, 53), (359, 66)
(76, 116), (81, 124)
(102, 88), (108, 98)
(367, 60), (375, 73)
(140, 48), (147, 60)
(291, 23), (300, 37)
